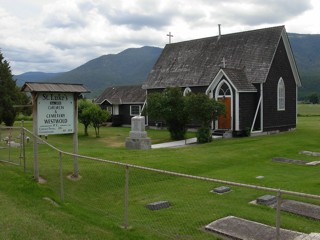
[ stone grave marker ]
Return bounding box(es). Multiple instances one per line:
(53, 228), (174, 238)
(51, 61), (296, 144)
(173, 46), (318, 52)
(125, 116), (151, 149)
(211, 186), (231, 194)
(280, 200), (320, 220)
(256, 195), (277, 206)
(146, 201), (171, 210)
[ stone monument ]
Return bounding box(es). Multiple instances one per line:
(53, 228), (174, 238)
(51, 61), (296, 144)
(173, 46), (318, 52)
(125, 116), (151, 149)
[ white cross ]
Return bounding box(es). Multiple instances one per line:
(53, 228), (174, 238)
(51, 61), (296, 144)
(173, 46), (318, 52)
(167, 32), (173, 44)
(221, 57), (226, 68)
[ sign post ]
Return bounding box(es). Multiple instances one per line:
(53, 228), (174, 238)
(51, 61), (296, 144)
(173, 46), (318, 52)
(73, 94), (79, 177)
(22, 82), (89, 182)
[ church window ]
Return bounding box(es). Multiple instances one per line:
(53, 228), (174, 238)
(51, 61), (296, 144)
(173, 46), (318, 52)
(277, 78), (285, 111)
(218, 82), (231, 96)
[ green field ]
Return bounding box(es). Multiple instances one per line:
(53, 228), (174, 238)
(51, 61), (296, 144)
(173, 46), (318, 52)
(1, 105), (320, 239)
(298, 103), (320, 116)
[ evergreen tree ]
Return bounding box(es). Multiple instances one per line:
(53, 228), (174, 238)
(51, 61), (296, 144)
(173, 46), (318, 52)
(0, 51), (30, 126)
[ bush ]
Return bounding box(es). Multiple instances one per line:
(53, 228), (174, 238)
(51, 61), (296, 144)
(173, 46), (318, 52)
(196, 126), (212, 143)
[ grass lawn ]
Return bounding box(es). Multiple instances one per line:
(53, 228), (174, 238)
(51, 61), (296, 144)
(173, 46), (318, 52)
(1, 106), (320, 239)
(298, 103), (320, 116)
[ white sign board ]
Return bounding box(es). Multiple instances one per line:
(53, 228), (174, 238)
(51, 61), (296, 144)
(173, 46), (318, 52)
(37, 92), (74, 135)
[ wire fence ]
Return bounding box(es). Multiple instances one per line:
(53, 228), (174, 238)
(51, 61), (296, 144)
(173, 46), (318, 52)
(1, 123), (320, 240)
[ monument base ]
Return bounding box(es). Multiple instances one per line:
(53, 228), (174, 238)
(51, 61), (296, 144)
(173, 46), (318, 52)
(125, 137), (151, 150)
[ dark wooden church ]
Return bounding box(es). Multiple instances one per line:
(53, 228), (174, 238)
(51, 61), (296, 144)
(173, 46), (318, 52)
(142, 25), (301, 136)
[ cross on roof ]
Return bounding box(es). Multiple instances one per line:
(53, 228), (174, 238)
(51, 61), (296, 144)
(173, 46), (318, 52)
(166, 32), (173, 44)
(221, 57), (226, 68)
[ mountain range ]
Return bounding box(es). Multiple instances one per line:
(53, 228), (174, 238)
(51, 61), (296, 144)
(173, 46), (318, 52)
(15, 33), (320, 99)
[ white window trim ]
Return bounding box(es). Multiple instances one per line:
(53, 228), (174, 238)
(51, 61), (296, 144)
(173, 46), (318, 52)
(215, 80), (234, 131)
(277, 78), (285, 111)
(113, 105), (119, 115)
(130, 105), (141, 116)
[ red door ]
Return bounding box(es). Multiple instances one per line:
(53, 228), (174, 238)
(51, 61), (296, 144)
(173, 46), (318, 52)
(218, 97), (231, 129)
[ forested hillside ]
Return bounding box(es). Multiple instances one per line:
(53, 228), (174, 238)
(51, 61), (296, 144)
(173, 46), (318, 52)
(288, 33), (320, 99)
(14, 33), (320, 99)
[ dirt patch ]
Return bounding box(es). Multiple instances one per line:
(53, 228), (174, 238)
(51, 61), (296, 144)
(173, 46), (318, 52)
(36, 176), (47, 184)
(97, 137), (125, 147)
(67, 173), (82, 181)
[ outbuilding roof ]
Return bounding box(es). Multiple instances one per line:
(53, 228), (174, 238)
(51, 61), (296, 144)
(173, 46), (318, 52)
(95, 85), (146, 105)
(143, 25), (300, 89)
(21, 82), (90, 93)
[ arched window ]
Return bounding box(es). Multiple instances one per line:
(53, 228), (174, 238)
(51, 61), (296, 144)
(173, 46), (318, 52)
(218, 82), (231, 96)
(277, 78), (285, 111)
(215, 81), (232, 98)
(183, 87), (192, 96)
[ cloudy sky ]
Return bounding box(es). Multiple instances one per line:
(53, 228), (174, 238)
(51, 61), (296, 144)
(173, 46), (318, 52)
(0, 0), (319, 75)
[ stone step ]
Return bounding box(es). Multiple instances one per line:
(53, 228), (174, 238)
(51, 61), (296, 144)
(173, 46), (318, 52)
(294, 233), (320, 240)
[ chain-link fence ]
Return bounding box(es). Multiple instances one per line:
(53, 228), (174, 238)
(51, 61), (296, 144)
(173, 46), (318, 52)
(0, 125), (25, 167)
(1, 124), (320, 240)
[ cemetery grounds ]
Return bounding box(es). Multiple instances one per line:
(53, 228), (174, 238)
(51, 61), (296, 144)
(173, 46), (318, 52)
(0, 104), (319, 240)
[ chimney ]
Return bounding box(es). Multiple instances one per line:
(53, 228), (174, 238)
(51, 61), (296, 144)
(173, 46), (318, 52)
(218, 24), (221, 40)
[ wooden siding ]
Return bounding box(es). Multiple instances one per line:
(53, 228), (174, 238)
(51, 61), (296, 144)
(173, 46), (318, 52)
(239, 92), (258, 130)
(100, 102), (143, 126)
(263, 38), (297, 131)
(120, 104), (143, 125)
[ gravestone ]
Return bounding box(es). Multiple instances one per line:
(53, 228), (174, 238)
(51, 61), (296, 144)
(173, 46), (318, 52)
(212, 186), (231, 194)
(125, 116), (151, 149)
(280, 200), (320, 220)
(256, 195), (277, 206)
(146, 201), (171, 210)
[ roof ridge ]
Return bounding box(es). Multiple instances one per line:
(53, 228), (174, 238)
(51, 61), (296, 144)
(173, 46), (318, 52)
(25, 81), (87, 85)
(168, 25), (285, 46)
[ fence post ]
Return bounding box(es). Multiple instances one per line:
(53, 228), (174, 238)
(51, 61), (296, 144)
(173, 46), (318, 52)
(59, 152), (64, 203)
(8, 129), (11, 162)
(21, 120), (26, 172)
(32, 93), (39, 181)
(124, 165), (129, 229)
(276, 189), (282, 240)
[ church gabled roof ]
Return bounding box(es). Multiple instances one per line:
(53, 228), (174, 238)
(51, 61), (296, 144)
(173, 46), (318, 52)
(221, 68), (257, 92)
(143, 25), (300, 89)
(95, 85), (145, 105)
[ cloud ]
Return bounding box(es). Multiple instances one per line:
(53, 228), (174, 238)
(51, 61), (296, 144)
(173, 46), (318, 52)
(107, 11), (173, 30)
(41, 1), (87, 28)
(0, 0), (318, 75)
(210, 0), (312, 26)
